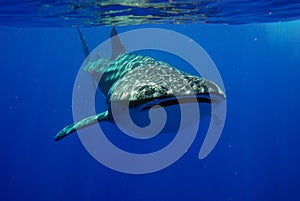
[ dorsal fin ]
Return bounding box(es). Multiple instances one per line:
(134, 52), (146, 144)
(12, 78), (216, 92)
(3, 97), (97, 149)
(110, 26), (126, 60)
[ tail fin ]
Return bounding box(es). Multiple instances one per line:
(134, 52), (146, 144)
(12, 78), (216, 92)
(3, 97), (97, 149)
(76, 28), (90, 58)
(76, 28), (98, 93)
(55, 111), (109, 141)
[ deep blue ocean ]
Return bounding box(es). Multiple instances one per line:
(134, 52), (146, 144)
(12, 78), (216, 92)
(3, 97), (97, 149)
(1, 1), (300, 201)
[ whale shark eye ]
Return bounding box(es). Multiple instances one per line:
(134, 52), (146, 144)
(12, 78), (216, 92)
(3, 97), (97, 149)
(138, 85), (152, 93)
(137, 85), (156, 98)
(145, 88), (156, 96)
(160, 86), (168, 92)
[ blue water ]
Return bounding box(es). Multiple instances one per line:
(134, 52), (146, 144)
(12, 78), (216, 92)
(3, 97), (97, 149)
(1, 1), (300, 201)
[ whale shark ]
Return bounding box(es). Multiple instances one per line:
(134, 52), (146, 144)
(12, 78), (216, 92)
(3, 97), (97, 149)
(54, 27), (225, 141)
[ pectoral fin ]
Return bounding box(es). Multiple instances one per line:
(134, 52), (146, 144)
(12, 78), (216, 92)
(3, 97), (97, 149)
(55, 111), (109, 141)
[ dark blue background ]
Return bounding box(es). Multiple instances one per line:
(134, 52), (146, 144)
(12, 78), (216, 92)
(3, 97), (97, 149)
(1, 22), (300, 201)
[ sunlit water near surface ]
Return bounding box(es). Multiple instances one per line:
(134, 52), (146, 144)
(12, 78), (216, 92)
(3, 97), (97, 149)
(1, 1), (300, 201)
(1, 0), (300, 26)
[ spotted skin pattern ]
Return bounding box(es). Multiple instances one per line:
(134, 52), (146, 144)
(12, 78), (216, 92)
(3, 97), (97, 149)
(84, 54), (224, 103)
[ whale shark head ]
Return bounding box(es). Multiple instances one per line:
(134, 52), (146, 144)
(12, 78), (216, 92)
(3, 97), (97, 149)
(103, 60), (225, 134)
(107, 61), (225, 106)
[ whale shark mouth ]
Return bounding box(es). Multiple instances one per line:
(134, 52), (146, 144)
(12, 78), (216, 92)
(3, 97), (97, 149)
(134, 93), (225, 111)
(109, 93), (225, 136)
